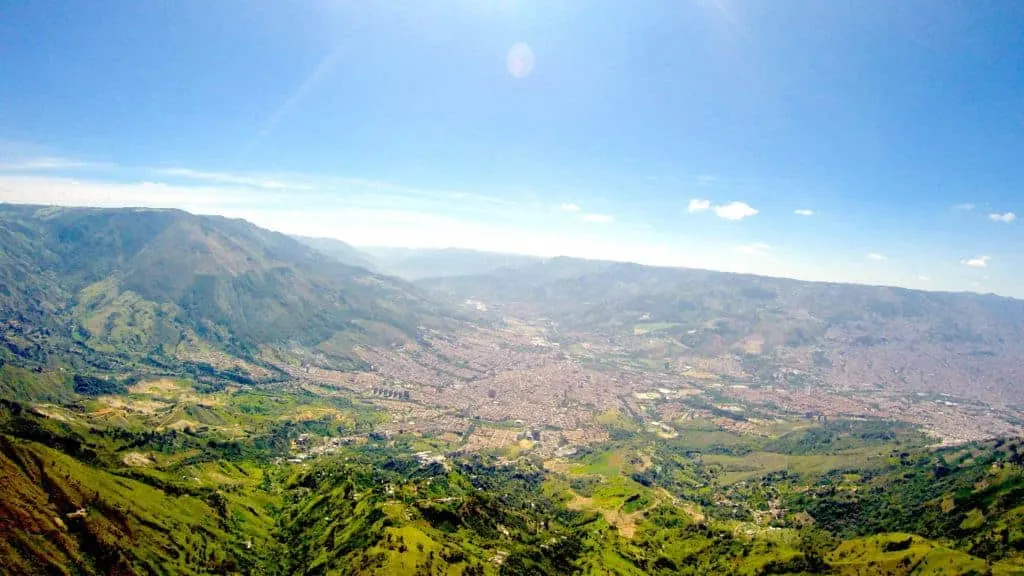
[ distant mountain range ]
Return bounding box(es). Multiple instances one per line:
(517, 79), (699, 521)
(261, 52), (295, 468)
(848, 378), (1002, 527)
(292, 237), (544, 280)
(291, 235), (377, 270)
(291, 231), (1024, 407)
(358, 246), (543, 280)
(421, 257), (1024, 407)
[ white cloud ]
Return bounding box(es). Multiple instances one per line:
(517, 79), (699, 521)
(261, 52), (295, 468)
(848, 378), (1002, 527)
(918, 275), (930, 282)
(793, 209), (814, 216)
(688, 198), (758, 220)
(714, 201), (758, 220)
(867, 253), (887, 261)
(581, 213), (615, 224)
(688, 198), (711, 213)
(989, 212), (1016, 223)
(954, 203), (975, 210)
(962, 256), (991, 268)
(559, 202), (581, 212)
(734, 242), (771, 256)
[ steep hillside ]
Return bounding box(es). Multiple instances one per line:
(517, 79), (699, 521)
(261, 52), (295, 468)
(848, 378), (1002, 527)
(0, 204), (448, 383)
(0, 434), (272, 575)
(421, 258), (1024, 406)
(794, 437), (1024, 561)
(0, 392), (289, 575)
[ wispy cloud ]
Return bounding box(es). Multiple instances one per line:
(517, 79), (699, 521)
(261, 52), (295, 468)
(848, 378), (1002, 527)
(0, 170), (516, 217)
(559, 202), (581, 213)
(339, 177), (514, 207)
(962, 255), (991, 268)
(0, 156), (113, 171)
(793, 209), (814, 216)
(989, 212), (1016, 223)
(581, 213), (615, 224)
(918, 275), (930, 282)
(0, 174), (279, 210)
(734, 242), (771, 256)
(152, 168), (518, 210)
(867, 253), (887, 261)
(714, 201), (758, 220)
(953, 203), (976, 211)
(156, 167), (313, 190)
(447, 191), (513, 205)
(688, 198), (711, 213)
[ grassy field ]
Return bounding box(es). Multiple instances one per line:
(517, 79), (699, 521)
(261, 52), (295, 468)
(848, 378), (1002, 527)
(703, 446), (893, 484)
(827, 533), (989, 576)
(632, 322), (683, 336)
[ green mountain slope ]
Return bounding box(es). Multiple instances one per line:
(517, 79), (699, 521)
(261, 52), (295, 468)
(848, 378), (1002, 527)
(0, 434), (269, 575)
(4, 384), (1020, 575)
(795, 438), (1024, 563)
(0, 395), (282, 575)
(0, 204), (448, 384)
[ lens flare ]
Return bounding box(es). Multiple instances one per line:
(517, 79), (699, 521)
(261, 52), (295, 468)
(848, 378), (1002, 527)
(506, 43), (534, 79)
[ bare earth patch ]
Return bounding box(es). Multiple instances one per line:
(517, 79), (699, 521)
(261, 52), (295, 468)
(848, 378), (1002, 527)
(30, 405), (72, 422)
(284, 407), (342, 422)
(129, 378), (182, 395)
(122, 452), (153, 467)
(166, 419), (201, 432)
(566, 494), (644, 538)
(740, 335), (765, 355)
(99, 396), (168, 414)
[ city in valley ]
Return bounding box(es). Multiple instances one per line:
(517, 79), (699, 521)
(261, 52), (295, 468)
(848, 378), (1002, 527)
(283, 306), (1022, 462)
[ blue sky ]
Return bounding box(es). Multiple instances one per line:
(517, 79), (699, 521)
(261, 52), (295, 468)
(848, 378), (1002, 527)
(1, 1), (1023, 295)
